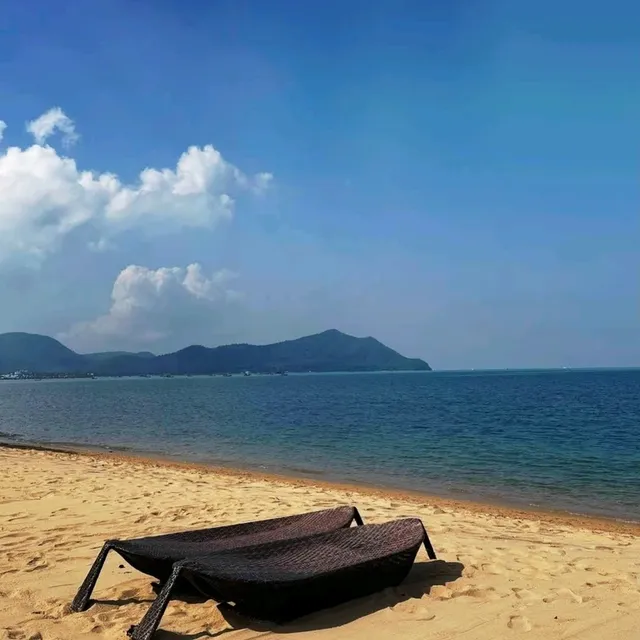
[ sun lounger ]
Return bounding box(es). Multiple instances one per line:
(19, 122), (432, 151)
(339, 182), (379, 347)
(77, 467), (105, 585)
(128, 518), (436, 640)
(71, 505), (362, 613)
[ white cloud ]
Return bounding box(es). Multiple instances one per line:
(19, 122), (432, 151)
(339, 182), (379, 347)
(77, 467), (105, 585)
(0, 108), (272, 267)
(102, 144), (248, 232)
(26, 107), (79, 146)
(0, 145), (102, 267)
(61, 263), (241, 351)
(253, 171), (274, 194)
(0, 121), (6, 142)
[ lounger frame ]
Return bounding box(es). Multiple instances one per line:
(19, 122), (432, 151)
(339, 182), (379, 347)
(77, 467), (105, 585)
(71, 506), (362, 613)
(128, 518), (436, 640)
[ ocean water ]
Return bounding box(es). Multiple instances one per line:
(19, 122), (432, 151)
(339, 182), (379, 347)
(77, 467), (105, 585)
(1, 369), (639, 521)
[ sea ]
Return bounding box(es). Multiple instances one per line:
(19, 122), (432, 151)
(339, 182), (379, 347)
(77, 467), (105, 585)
(1, 369), (639, 521)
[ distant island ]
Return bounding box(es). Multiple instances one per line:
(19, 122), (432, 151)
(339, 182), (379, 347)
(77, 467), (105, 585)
(0, 329), (431, 377)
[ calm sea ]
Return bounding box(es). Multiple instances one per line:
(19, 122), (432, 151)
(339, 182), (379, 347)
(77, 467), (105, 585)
(1, 370), (638, 521)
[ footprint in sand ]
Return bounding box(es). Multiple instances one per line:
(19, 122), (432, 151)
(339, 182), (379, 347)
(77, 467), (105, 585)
(39, 599), (71, 620)
(84, 617), (119, 634)
(512, 588), (541, 603)
(480, 563), (504, 575)
(24, 555), (48, 572)
(455, 586), (500, 601)
(2, 629), (43, 640)
(429, 585), (452, 600)
(508, 615), (532, 631)
(543, 588), (582, 604)
(391, 600), (437, 620)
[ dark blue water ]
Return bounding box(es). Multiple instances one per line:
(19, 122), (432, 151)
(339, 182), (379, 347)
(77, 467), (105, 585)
(1, 370), (638, 520)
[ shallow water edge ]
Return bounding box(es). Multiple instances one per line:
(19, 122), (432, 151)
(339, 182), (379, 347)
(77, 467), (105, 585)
(4, 438), (639, 536)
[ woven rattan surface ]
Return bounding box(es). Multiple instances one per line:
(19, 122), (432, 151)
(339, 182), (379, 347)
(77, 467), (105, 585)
(71, 505), (360, 613)
(129, 518), (435, 640)
(184, 517), (426, 582)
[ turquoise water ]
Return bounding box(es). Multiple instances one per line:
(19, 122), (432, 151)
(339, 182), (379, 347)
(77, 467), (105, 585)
(1, 369), (638, 520)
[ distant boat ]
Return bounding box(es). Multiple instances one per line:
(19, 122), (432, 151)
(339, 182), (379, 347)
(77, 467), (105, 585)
(243, 371), (252, 377)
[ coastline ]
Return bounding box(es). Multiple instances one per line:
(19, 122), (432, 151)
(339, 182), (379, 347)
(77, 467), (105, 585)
(2, 369), (637, 527)
(3, 439), (639, 536)
(2, 443), (640, 640)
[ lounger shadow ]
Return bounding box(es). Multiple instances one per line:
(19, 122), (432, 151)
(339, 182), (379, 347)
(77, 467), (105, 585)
(128, 518), (437, 640)
(70, 506), (362, 613)
(218, 559), (464, 634)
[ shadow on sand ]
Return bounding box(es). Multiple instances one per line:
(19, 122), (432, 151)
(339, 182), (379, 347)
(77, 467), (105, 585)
(154, 560), (464, 639)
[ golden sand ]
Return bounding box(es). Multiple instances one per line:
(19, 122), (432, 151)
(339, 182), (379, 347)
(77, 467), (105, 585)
(1, 446), (639, 639)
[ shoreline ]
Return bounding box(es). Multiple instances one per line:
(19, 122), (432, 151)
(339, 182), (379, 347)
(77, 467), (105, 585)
(3, 439), (639, 536)
(3, 443), (640, 639)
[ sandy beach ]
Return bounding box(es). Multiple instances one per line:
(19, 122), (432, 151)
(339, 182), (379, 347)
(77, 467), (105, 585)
(1, 446), (639, 640)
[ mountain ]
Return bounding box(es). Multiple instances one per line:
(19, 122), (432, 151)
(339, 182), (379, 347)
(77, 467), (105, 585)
(0, 329), (431, 375)
(0, 333), (87, 374)
(84, 351), (156, 361)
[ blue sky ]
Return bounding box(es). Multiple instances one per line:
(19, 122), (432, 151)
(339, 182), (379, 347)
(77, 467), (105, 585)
(0, 0), (637, 369)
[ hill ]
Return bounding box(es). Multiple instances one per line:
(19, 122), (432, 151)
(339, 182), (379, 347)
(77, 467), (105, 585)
(84, 351), (156, 361)
(0, 333), (86, 374)
(0, 329), (431, 375)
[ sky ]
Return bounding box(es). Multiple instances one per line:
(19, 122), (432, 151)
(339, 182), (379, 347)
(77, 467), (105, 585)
(0, 0), (637, 370)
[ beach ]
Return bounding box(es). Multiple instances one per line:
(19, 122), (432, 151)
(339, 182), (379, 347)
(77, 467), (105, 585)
(1, 446), (639, 640)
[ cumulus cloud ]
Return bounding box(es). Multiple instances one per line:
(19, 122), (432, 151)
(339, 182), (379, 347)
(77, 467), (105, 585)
(102, 144), (257, 232)
(26, 107), (79, 146)
(0, 108), (272, 267)
(61, 263), (241, 351)
(0, 120), (6, 142)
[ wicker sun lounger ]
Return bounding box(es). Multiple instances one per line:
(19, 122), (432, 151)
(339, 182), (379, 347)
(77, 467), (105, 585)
(71, 505), (362, 613)
(128, 518), (436, 640)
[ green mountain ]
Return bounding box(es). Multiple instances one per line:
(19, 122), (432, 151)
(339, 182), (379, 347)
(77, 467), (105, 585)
(0, 332), (86, 373)
(84, 351), (156, 361)
(0, 329), (431, 375)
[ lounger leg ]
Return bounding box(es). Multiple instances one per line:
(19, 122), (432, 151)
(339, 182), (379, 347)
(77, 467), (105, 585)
(70, 541), (115, 612)
(353, 507), (364, 526)
(421, 526), (437, 560)
(127, 563), (184, 640)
